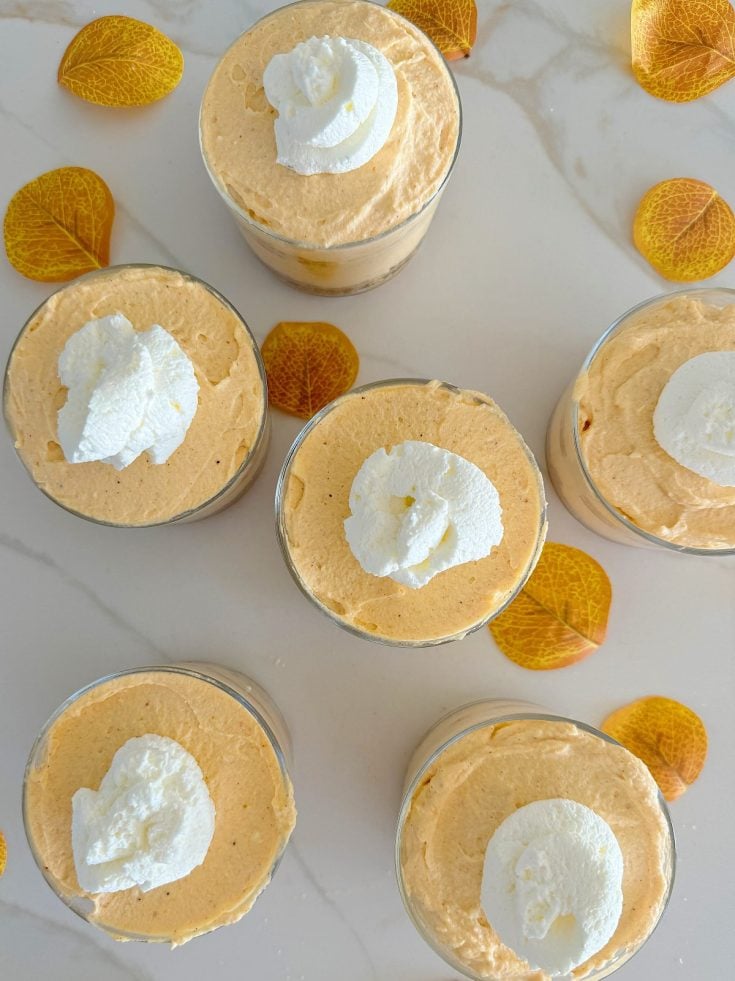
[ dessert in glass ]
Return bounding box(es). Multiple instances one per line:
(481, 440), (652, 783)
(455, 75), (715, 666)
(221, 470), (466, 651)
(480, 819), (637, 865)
(199, 0), (461, 295)
(276, 379), (547, 646)
(23, 662), (296, 945)
(397, 699), (675, 980)
(4, 264), (269, 526)
(546, 288), (735, 552)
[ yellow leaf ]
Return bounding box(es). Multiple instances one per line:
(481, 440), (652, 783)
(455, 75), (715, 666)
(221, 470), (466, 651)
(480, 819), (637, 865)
(633, 177), (735, 282)
(261, 322), (359, 420)
(0, 830), (6, 877)
(489, 542), (611, 670)
(631, 0), (735, 102)
(58, 15), (184, 107)
(4, 167), (114, 282)
(388, 0), (478, 60)
(602, 696), (707, 801)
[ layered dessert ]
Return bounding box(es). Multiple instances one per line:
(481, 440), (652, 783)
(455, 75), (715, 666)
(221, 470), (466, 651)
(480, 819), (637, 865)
(398, 701), (674, 979)
(277, 380), (546, 645)
(200, 0), (461, 294)
(4, 265), (268, 525)
(547, 291), (735, 550)
(23, 664), (296, 944)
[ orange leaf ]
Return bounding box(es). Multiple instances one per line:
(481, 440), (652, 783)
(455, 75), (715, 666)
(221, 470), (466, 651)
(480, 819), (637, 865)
(602, 696), (707, 801)
(4, 167), (114, 282)
(489, 542), (611, 671)
(58, 15), (184, 107)
(633, 177), (735, 282)
(631, 0), (735, 102)
(0, 830), (5, 876)
(388, 0), (477, 60)
(261, 322), (359, 420)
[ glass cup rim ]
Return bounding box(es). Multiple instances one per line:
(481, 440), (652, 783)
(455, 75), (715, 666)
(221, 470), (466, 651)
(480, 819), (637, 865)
(395, 701), (677, 981)
(22, 662), (293, 944)
(568, 286), (735, 555)
(3, 262), (270, 529)
(198, 0), (463, 252)
(274, 378), (548, 647)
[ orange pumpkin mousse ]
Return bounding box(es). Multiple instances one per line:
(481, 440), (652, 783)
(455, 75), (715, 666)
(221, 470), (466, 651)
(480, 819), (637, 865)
(398, 708), (674, 979)
(575, 294), (735, 547)
(278, 381), (546, 644)
(23, 666), (296, 944)
(4, 265), (268, 526)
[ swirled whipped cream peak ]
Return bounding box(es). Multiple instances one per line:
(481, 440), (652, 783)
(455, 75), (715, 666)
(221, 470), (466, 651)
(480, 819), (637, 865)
(343, 440), (503, 589)
(653, 351), (735, 487)
(263, 35), (398, 175)
(481, 799), (624, 977)
(57, 313), (199, 470)
(71, 734), (215, 894)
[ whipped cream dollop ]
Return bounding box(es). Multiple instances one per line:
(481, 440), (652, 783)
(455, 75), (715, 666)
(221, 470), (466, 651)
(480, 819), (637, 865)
(57, 313), (199, 470)
(343, 440), (503, 589)
(481, 799), (624, 977)
(653, 351), (735, 487)
(71, 734), (215, 894)
(263, 35), (398, 175)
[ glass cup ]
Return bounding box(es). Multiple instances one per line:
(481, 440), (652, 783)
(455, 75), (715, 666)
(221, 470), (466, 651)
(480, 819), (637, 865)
(275, 379), (547, 646)
(396, 699), (676, 980)
(3, 264), (270, 527)
(23, 662), (294, 943)
(546, 288), (735, 553)
(199, 0), (462, 296)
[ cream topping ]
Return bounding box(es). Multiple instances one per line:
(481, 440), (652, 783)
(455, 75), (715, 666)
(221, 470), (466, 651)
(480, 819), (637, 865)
(263, 36), (397, 175)
(344, 440), (503, 588)
(481, 799), (623, 976)
(58, 314), (199, 470)
(72, 734), (215, 894)
(653, 351), (735, 487)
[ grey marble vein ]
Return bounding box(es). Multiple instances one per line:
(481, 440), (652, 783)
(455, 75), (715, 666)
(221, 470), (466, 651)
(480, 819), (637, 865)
(459, 9), (641, 266)
(0, 98), (185, 270)
(460, 0), (735, 275)
(288, 843), (379, 980)
(0, 899), (153, 981)
(363, 350), (420, 379)
(0, 533), (171, 662)
(116, 205), (186, 270)
(0, 3), (78, 27)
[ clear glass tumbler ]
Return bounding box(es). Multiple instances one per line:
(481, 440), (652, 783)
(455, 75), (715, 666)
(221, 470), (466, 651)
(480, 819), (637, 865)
(275, 379), (547, 646)
(199, 0), (462, 296)
(546, 288), (735, 553)
(396, 699), (676, 980)
(23, 662), (294, 943)
(4, 264), (270, 527)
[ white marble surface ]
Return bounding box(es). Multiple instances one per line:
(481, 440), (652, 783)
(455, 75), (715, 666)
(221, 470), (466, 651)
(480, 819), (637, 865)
(0, 1), (733, 978)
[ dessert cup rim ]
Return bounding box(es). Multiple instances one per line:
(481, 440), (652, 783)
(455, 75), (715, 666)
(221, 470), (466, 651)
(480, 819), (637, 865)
(274, 378), (548, 647)
(198, 0), (463, 252)
(3, 262), (270, 529)
(394, 700), (677, 981)
(567, 286), (735, 555)
(22, 662), (293, 944)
